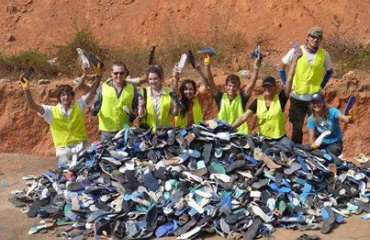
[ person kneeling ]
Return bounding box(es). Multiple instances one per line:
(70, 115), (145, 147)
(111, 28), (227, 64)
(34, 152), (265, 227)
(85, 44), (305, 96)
(307, 92), (353, 156)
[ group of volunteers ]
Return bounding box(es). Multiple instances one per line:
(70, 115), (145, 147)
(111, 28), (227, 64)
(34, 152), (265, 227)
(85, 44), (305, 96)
(20, 26), (353, 169)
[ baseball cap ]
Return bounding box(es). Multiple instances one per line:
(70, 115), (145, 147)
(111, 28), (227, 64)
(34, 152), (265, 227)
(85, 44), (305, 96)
(311, 92), (325, 102)
(262, 76), (276, 86)
(307, 27), (323, 38)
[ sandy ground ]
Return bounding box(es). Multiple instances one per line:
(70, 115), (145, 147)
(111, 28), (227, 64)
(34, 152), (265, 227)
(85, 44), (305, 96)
(1, 153), (370, 240)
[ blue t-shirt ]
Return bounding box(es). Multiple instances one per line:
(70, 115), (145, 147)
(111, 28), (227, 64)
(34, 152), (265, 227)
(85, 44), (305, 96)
(307, 108), (342, 145)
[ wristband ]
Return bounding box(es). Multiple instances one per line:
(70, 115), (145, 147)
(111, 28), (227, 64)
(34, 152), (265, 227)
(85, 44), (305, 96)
(279, 69), (287, 85)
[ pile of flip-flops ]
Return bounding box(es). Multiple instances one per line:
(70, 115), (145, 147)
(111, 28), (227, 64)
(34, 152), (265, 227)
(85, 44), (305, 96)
(8, 120), (370, 240)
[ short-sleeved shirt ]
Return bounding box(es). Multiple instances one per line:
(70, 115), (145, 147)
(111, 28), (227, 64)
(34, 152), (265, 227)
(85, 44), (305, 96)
(307, 108), (342, 145)
(214, 90), (249, 110)
(282, 47), (333, 71)
(39, 96), (87, 124)
(248, 91), (288, 113)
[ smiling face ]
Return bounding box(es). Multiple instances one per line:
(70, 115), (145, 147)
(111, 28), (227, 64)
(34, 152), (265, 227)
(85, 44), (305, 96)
(56, 85), (75, 110)
(225, 81), (240, 99)
(148, 72), (162, 91)
(182, 82), (196, 100)
(225, 74), (241, 99)
(311, 99), (325, 113)
(307, 35), (322, 49)
(262, 83), (276, 97)
(111, 64), (128, 87)
(59, 91), (73, 109)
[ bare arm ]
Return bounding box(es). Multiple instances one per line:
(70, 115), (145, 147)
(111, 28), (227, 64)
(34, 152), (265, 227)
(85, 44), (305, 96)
(85, 75), (101, 105)
(338, 113), (353, 124)
(204, 63), (218, 97)
(242, 67), (259, 97)
(195, 64), (208, 90)
(308, 128), (315, 144)
(170, 68), (179, 116)
(75, 73), (88, 92)
(139, 74), (148, 86)
(24, 89), (45, 115)
(232, 109), (254, 129)
(75, 63), (91, 93)
(137, 95), (146, 118)
(284, 54), (300, 97)
(126, 74), (148, 86)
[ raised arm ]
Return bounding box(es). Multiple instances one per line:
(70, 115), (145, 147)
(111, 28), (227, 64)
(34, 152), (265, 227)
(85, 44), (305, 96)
(203, 55), (218, 97)
(195, 64), (208, 91)
(20, 76), (44, 115)
(279, 48), (295, 85)
(284, 53), (301, 97)
(232, 109), (254, 129)
(170, 67), (180, 116)
(85, 75), (102, 105)
(242, 48), (262, 97)
(242, 67), (259, 97)
(338, 112), (354, 124)
(75, 62), (91, 93)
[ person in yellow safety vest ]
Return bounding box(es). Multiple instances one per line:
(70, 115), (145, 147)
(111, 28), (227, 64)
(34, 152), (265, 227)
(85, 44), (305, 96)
(279, 27), (333, 144)
(233, 53), (301, 149)
(175, 64), (208, 128)
(92, 61), (145, 142)
(20, 72), (100, 169)
(204, 50), (261, 134)
(140, 65), (178, 131)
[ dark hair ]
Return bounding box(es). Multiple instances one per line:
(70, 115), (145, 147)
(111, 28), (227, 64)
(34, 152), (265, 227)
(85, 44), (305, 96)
(56, 85), (74, 102)
(112, 61), (130, 76)
(179, 79), (197, 117)
(225, 74), (241, 86)
(147, 65), (164, 80)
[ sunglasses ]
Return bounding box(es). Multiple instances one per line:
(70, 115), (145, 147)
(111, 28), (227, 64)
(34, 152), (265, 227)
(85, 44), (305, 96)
(113, 71), (126, 75)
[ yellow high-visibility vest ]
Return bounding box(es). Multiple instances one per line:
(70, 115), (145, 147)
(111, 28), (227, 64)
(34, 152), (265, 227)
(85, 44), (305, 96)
(256, 95), (285, 139)
(98, 82), (134, 131)
(142, 87), (172, 131)
(218, 93), (248, 134)
(50, 103), (87, 147)
(175, 97), (203, 128)
(293, 46), (325, 94)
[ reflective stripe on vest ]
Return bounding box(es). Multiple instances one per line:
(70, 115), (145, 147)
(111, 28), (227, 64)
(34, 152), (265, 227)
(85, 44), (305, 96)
(50, 103), (87, 147)
(143, 87), (172, 130)
(217, 93), (248, 134)
(175, 97), (203, 128)
(293, 46), (325, 94)
(256, 95), (285, 139)
(98, 82), (134, 131)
